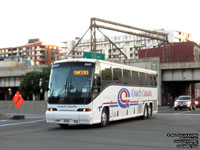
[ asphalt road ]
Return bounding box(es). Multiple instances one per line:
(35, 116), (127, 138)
(0, 107), (199, 150)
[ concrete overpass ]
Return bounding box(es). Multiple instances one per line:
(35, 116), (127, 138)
(0, 65), (44, 100)
(160, 61), (200, 105)
(0, 59), (200, 106)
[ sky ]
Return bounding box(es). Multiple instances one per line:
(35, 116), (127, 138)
(0, 0), (199, 48)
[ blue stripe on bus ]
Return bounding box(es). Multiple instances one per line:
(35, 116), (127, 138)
(110, 105), (119, 107)
(98, 106), (103, 109)
(98, 100), (155, 109)
(130, 103), (138, 106)
(98, 103), (140, 109)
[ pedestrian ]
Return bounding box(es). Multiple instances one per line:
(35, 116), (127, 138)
(169, 96), (173, 108)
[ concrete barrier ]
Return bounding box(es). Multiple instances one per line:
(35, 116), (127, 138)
(0, 101), (47, 113)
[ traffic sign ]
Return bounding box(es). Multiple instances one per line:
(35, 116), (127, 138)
(83, 52), (105, 60)
(13, 91), (24, 109)
(151, 62), (158, 71)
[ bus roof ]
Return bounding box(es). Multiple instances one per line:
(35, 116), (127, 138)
(55, 58), (97, 63)
(54, 58), (157, 75)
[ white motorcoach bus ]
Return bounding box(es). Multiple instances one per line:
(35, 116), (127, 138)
(46, 58), (158, 127)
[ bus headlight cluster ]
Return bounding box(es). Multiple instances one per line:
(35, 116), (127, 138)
(47, 108), (57, 111)
(77, 108), (92, 112)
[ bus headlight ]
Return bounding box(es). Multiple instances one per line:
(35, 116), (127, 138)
(77, 108), (92, 112)
(47, 108), (57, 111)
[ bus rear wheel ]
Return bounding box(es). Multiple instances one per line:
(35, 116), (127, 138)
(142, 105), (148, 120)
(101, 108), (108, 127)
(148, 104), (152, 118)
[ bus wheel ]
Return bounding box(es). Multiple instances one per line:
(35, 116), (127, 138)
(101, 108), (108, 127)
(148, 105), (152, 118)
(142, 105), (148, 120)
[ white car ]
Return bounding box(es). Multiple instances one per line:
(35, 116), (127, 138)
(174, 95), (196, 110)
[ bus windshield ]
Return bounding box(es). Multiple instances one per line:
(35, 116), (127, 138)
(48, 62), (94, 104)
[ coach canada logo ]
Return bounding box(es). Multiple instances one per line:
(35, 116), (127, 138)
(118, 88), (130, 108)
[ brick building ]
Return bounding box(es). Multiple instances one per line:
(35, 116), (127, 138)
(138, 41), (200, 63)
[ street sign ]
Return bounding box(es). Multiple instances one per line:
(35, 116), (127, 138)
(83, 52), (105, 60)
(13, 91), (24, 109)
(151, 62), (158, 71)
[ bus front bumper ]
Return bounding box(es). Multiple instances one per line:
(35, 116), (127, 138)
(46, 111), (93, 125)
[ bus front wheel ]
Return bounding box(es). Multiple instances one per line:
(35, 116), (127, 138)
(101, 108), (108, 127)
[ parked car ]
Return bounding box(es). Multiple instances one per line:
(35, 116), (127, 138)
(174, 95), (196, 110)
(194, 97), (200, 107)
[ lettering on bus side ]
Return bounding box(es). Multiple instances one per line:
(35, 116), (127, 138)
(131, 89), (152, 97)
(117, 88), (153, 108)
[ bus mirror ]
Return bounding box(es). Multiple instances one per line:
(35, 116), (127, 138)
(97, 76), (102, 86)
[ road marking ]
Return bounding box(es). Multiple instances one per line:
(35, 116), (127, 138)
(157, 113), (200, 116)
(0, 120), (8, 122)
(0, 119), (45, 127)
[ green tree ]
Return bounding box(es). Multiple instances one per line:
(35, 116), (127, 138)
(40, 65), (51, 91)
(19, 65), (51, 99)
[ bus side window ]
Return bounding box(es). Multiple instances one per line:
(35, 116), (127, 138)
(139, 72), (147, 86)
(152, 75), (157, 87)
(123, 69), (131, 84)
(101, 64), (112, 88)
(146, 74), (152, 87)
(113, 68), (122, 84)
(132, 71), (140, 86)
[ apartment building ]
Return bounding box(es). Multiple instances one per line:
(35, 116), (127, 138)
(0, 39), (60, 66)
(60, 30), (192, 60)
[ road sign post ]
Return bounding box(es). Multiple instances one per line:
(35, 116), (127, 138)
(12, 91), (25, 120)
